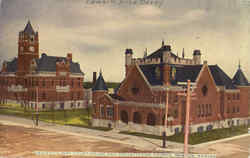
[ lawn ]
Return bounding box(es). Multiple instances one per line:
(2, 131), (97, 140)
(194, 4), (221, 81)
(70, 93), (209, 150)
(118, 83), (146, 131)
(120, 125), (250, 145)
(0, 104), (112, 131)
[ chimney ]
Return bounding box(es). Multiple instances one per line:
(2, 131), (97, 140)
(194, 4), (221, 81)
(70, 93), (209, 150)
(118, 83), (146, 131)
(163, 64), (171, 85)
(93, 72), (97, 85)
(67, 53), (72, 61)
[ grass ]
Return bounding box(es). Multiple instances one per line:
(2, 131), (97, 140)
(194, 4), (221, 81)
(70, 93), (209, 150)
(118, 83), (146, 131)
(120, 125), (250, 145)
(0, 104), (112, 131)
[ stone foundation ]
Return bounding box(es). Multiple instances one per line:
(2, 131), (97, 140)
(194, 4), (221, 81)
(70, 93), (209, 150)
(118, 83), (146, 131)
(92, 117), (250, 136)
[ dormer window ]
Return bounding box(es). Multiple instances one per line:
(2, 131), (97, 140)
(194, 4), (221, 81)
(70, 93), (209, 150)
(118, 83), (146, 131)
(155, 66), (161, 80)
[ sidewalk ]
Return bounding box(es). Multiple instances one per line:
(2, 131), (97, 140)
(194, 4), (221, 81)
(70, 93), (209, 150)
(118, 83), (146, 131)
(0, 114), (184, 152)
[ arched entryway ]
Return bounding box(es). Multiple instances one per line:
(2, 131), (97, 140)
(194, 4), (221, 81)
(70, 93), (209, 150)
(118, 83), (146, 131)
(133, 112), (142, 124)
(120, 110), (129, 124)
(147, 113), (156, 126)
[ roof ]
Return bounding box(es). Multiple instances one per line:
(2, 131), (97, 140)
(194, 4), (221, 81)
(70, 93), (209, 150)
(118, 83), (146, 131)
(3, 53), (83, 74)
(23, 20), (35, 35)
(139, 64), (236, 89)
(5, 58), (17, 72)
(92, 72), (108, 91)
(36, 53), (83, 74)
(232, 67), (249, 86)
(145, 45), (177, 62)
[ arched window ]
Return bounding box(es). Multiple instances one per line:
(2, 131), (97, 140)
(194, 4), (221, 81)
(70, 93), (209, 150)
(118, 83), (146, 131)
(120, 110), (128, 124)
(147, 113), (156, 126)
(133, 112), (142, 124)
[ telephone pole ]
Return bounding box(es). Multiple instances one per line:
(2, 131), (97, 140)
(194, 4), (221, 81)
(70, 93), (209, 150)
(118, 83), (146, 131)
(36, 86), (39, 126)
(163, 87), (169, 148)
(184, 80), (191, 158)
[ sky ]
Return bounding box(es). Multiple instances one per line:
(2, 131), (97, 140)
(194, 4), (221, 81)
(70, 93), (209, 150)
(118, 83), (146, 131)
(0, 0), (250, 82)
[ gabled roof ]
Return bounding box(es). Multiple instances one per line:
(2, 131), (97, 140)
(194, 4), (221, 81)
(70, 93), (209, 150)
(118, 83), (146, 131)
(3, 53), (83, 74)
(23, 20), (35, 35)
(139, 64), (236, 89)
(232, 66), (249, 86)
(145, 45), (177, 62)
(36, 53), (83, 74)
(5, 58), (17, 72)
(92, 72), (108, 91)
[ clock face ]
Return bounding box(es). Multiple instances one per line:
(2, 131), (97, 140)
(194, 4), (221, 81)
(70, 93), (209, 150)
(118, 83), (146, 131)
(29, 46), (34, 52)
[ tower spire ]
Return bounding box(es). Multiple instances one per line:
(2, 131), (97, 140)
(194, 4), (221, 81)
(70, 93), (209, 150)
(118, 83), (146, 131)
(238, 60), (241, 69)
(99, 68), (102, 75)
(144, 48), (147, 58)
(182, 48), (185, 58)
(162, 39), (165, 47)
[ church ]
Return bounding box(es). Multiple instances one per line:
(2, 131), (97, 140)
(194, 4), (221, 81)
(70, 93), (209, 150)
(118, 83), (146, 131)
(0, 21), (85, 110)
(92, 41), (250, 136)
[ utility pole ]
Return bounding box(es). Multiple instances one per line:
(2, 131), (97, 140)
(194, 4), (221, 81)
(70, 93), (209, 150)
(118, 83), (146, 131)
(184, 80), (191, 158)
(36, 86), (39, 126)
(163, 87), (169, 148)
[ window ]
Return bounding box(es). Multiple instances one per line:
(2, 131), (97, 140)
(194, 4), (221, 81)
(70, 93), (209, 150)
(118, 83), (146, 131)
(78, 102), (80, 107)
(236, 93), (240, 100)
(52, 80), (54, 86)
(236, 106), (240, 113)
(42, 104), (45, 109)
(201, 85), (208, 96)
(78, 78), (81, 87)
(232, 106), (235, 113)
(131, 87), (139, 95)
(42, 92), (46, 99)
(205, 104), (208, 116)
(233, 94), (235, 100)
(78, 92), (81, 99)
(175, 128), (179, 134)
(71, 80), (74, 88)
(147, 113), (156, 126)
(107, 106), (114, 118)
(209, 104), (212, 116)
(206, 125), (213, 131)
(133, 112), (142, 124)
(120, 110), (128, 124)
(174, 94), (178, 103)
(42, 80), (45, 87)
(201, 104), (204, 117)
(71, 103), (74, 108)
(63, 79), (66, 86)
(228, 94), (231, 100)
(197, 126), (204, 133)
(100, 105), (105, 117)
(197, 105), (201, 117)
(60, 103), (64, 109)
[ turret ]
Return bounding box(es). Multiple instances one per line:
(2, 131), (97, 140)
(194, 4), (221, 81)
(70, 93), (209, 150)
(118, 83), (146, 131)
(125, 48), (133, 77)
(92, 71), (108, 118)
(162, 41), (171, 63)
(193, 49), (201, 64)
(17, 20), (39, 76)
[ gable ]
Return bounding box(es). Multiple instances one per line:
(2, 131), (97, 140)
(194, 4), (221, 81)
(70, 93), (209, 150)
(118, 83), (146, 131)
(195, 64), (217, 97)
(117, 65), (153, 102)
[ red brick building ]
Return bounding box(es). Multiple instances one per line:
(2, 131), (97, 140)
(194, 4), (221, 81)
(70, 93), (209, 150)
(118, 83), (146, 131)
(92, 42), (250, 136)
(0, 21), (85, 110)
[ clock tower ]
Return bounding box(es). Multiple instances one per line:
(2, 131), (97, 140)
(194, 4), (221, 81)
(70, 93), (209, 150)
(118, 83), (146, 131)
(17, 20), (39, 75)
